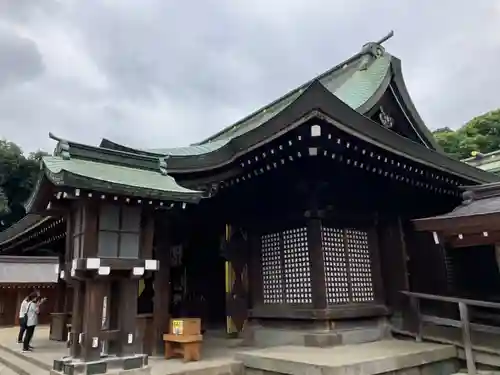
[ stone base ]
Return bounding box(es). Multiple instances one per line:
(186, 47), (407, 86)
(303, 332), (342, 347)
(236, 340), (460, 375)
(243, 317), (391, 348)
(51, 354), (149, 375)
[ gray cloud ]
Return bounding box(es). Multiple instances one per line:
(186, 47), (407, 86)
(0, 27), (43, 89)
(0, 0), (499, 153)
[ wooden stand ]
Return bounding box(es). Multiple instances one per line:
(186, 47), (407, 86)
(49, 313), (70, 341)
(163, 318), (203, 362)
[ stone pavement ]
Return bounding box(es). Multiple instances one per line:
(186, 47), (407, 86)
(0, 325), (466, 375)
(0, 326), (243, 375)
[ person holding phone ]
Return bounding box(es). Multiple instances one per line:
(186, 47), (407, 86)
(22, 294), (47, 352)
(17, 292), (37, 346)
(22, 295), (44, 352)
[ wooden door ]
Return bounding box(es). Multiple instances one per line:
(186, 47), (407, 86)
(223, 224), (249, 336)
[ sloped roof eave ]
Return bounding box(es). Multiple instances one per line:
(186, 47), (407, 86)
(101, 54), (391, 156)
(40, 157), (203, 203)
(58, 169), (202, 203)
(413, 210), (500, 232)
(0, 214), (50, 247)
(390, 57), (441, 151)
(157, 80), (499, 183)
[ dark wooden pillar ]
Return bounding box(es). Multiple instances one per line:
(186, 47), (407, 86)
(49, 264), (69, 341)
(153, 216), (171, 355)
(118, 279), (138, 356)
(15, 289), (23, 326)
(249, 231), (263, 309)
(377, 216), (409, 310)
(404, 221), (449, 296)
(69, 280), (84, 358)
(54, 277), (66, 313)
(64, 285), (73, 314)
(368, 225), (385, 305)
(81, 280), (106, 361)
(307, 214), (327, 312)
(306, 185), (328, 315)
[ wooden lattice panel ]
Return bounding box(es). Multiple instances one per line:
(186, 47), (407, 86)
(283, 227), (312, 304)
(261, 232), (283, 304)
(345, 229), (374, 302)
(321, 227), (349, 304)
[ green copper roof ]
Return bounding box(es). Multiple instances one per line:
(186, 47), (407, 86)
(332, 54), (391, 109)
(201, 53), (391, 145)
(101, 50), (392, 158)
(208, 89), (303, 142)
(42, 156), (200, 200)
(463, 150), (500, 174)
(23, 134), (204, 208)
(143, 139), (230, 156)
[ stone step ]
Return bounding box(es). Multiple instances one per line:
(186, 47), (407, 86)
(0, 365), (20, 375)
(0, 342), (51, 371)
(0, 346), (49, 375)
(236, 340), (459, 375)
(149, 357), (244, 375)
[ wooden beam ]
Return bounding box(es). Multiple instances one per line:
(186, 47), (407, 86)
(414, 212), (500, 234)
(447, 231), (500, 248)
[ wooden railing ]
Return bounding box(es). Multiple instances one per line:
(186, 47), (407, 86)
(401, 291), (500, 375)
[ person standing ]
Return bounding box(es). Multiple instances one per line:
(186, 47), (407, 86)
(23, 293), (41, 352)
(17, 292), (37, 344)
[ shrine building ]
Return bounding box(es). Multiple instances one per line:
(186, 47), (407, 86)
(0, 32), (498, 374)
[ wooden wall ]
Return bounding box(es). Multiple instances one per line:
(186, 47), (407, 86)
(0, 288), (18, 326)
(0, 285), (58, 327)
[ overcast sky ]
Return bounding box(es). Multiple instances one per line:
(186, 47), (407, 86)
(0, 0), (498, 153)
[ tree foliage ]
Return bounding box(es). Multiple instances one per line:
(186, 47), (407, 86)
(0, 139), (48, 229)
(433, 109), (500, 160)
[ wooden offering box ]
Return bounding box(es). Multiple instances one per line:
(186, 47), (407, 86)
(163, 318), (203, 362)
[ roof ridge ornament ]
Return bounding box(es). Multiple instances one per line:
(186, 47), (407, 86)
(158, 154), (171, 176)
(49, 132), (71, 160)
(462, 190), (475, 205)
(359, 30), (394, 70)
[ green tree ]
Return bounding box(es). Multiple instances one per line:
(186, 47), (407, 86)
(433, 109), (500, 160)
(0, 139), (48, 229)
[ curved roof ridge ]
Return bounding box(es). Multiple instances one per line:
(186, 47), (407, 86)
(197, 31), (395, 145)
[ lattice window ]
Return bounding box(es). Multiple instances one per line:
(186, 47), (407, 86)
(283, 228), (312, 304)
(322, 227), (375, 305)
(322, 227), (349, 304)
(345, 229), (374, 303)
(261, 232), (283, 304)
(260, 227), (312, 305)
